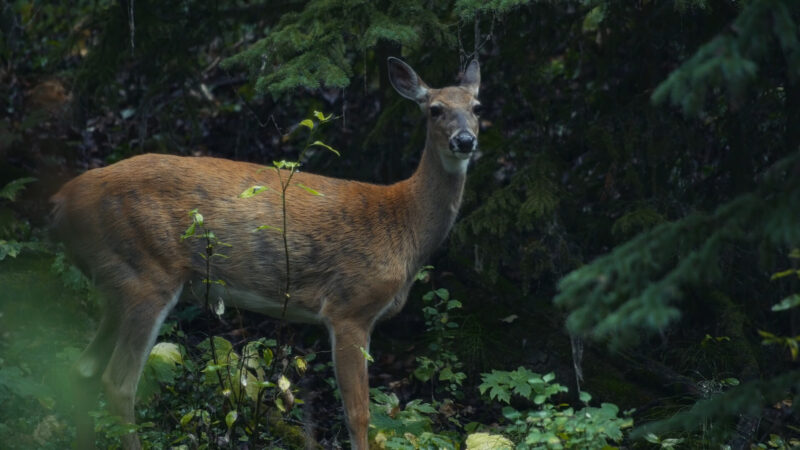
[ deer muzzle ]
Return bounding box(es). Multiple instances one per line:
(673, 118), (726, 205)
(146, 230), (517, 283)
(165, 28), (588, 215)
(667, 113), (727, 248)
(449, 131), (477, 157)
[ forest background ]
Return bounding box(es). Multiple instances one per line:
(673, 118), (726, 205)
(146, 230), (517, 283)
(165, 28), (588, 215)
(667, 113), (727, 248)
(1, 0), (799, 448)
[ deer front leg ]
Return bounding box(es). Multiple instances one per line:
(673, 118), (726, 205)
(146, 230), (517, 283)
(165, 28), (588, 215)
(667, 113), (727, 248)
(329, 320), (371, 450)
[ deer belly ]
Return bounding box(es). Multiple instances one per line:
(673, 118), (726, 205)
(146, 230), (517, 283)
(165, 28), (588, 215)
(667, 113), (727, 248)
(193, 283), (322, 324)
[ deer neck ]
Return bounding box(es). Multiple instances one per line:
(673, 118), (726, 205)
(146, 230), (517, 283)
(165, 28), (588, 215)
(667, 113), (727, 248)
(406, 132), (468, 261)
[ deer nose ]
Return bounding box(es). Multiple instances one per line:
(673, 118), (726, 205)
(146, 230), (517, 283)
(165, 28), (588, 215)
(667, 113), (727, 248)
(450, 132), (476, 153)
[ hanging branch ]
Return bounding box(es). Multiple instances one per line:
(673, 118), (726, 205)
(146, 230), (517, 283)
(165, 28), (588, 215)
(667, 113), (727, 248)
(128, 0), (135, 53)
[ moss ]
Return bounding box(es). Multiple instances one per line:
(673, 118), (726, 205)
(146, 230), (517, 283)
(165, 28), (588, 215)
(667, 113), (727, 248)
(266, 410), (322, 449)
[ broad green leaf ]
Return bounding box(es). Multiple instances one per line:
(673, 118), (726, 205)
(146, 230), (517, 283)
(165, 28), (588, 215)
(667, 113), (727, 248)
(579, 390), (592, 403)
(299, 119), (314, 130)
(296, 182), (323, 196)
(263, 348), (274, 367)
(465, 432), (513, 450)
(434, 288), (450, 300)
(294, 356), (308, 374)
(772, 294), (800, 312)
(309, 140), (340, 156)
(582, 5), (605, 33)
(225, 410), (237, 429)
(239, 185), (270, 198)
(149, 342), (183, 365)
(180, 410), (195, 428)
(313, 110), (333, 122)
(278, 375), (291, 392)
(181, 222), (196, 241)
(446, 299), (462, 310)
(415, 265), (434, 281)
(644, 433), (661, 444)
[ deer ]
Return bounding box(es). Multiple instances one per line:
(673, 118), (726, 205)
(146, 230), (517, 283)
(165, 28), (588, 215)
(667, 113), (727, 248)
(50, 57), (480, 449)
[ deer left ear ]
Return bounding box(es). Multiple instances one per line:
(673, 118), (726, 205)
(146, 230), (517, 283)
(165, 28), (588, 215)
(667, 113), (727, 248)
(461, 59), (480, 96)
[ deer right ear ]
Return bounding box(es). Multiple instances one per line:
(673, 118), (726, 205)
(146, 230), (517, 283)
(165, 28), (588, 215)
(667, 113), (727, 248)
(388, 57), (429, 104)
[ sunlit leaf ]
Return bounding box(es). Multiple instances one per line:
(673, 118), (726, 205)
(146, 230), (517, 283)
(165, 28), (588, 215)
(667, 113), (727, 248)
(772, 294), (800, 312)
(225, 410), (237, 429)
(359, 346), (374, 363)
(770, 269), (797, 280)
(294, 356), (308, 374)
(254, 224), (282, 233)
(180, 410), (195, 428)
(296, 182), (323, 196)
(309, 140), (340, 156)
(465, 432), (513, 449)
(278, 375), (291, 392)
(299, 119), (314, 130)
(313, 110), (333, 122)
(239, 185), (270, 198)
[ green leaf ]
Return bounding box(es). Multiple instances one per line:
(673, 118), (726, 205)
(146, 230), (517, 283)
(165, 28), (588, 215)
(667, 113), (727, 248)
(180, 410), (196, 428)
(225, 410), (238, 429)
(465, 432), (513, 450)
(415, 265), (434, 281)
(579, 391), (592, 403)
(772, 294), (800, 312)
(644, 433), (661, 444)
(360, 346), (374, 363)
(770, 269), (797, 280)
(434, 288), (450, 301)
(582, 5), (605, 33)
(254, 224), (283, 233)
(308, 140), (340, 156)
(296, 182), (324, 196)
(0, 177), (36, 202)
(299, 119), (314, 130)
(446, 299), (462, 310)
(239, 185), (270, 198)
(278, 375), (291, 392)
(181, 222), (196, 241)
(313, 111), (333, 122)
(262, 348), (273, 367)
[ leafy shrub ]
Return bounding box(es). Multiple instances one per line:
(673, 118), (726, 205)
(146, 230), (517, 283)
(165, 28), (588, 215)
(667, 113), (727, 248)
(412, 267), (466, 399)
(478, 367), (632, 449)
(369, 389), (459, 449)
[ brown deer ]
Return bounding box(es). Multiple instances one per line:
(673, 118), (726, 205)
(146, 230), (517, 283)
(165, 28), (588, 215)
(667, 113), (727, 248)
(50, 57), (480, 449)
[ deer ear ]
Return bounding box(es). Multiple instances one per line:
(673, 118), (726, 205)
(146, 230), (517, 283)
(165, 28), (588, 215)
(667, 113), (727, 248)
(461, 59), (480, 96)
(388, 57), (429, 104)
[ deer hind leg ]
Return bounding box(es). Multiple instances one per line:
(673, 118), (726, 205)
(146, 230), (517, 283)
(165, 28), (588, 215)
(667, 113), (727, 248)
(72, 306), (121, 449)
(98, 282), (182, 450)
(328, 319), (371, 450)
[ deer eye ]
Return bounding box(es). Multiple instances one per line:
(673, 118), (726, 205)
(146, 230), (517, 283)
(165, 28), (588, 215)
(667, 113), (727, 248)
(472, 104), (483, 116)
(429, 105), (443, 118)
